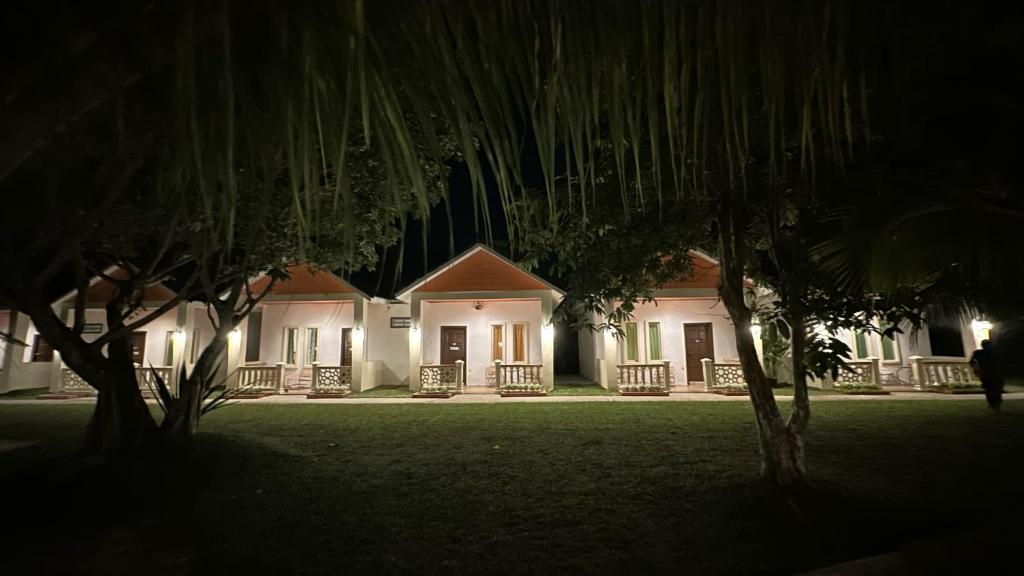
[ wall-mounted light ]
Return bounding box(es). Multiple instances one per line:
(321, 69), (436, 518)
(473, 301), (484, 311)
(542, 322), (555, 340)
(971, 318), (992, 347)
(352, 325), (364, 343)
(172, 330), (187, 345)
(228, 328), (241, 344)
(750, 319), (762, 339)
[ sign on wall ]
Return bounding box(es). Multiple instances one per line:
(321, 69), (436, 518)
(82, 323), (103, 334)
(390, 316), (411, 329)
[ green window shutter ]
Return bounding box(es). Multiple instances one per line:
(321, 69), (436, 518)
(648, 322), (662, 360)
(625, 323), (639, 362)
(879, 325), (896, 361)
(854, 332), (869, 359)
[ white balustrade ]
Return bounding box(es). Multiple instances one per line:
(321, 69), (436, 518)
(237, 365), (282, 392)
(909, 356), (979, 389)
(419, 363), (462, 393)
(833, 358), (882, 388)
(60, 368), (93, 393)
(616, 361), (672, 392)
(496, 360), (544, 392)
(700, 359), (746, 390)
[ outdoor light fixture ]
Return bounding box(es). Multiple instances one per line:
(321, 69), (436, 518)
(750, 319), (762, 338)
(352, 325), (364, 343)
(171, 330), (187, 344)
(971, 318), (992, 347)
(542, 322), (555, 340)
(228, 328), (241, 344)
(971, 319), (993, 332)
(473, 301), (484, 311)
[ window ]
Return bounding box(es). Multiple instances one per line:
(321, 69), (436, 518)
(304, 327), (320, 365)
(283, 327), (299, 365)
(512, 323), (527, 363)
(853, 332), (870, 359)
(245, 309), (262, 362)
(491, 324), (504, 362)
(31, 335), (54, 362)
(647, 322), (662, 361)
(190, 330), (202, 363)
(624, 322), (639, 362)
(879, 324), (899, 362)
(164, 331), (176, 366)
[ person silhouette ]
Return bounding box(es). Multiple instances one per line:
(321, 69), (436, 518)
(970, 339), (1004, 410)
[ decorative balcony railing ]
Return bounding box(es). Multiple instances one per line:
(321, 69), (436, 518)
(311, 364), (352, 395)
(909, 357), (979, 389)
(238, 365), (282, 392)
(496, 361), (543, 392)
(419, 363), (463, 393)
(700, 359), (746, 390)
(60, 368), (93, 394)
(135, 367), (173, 393)
(833, 359), (882, 388)
(617, 362), (672, 392)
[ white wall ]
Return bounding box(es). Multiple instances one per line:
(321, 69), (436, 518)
(0, 309), (9, 368)
(621, 298), (738, 384)
(420, 299), (543, 386)
(254, 301), (354, 366)
(578, 324), (600, 382)
(55, 308), (179, 367)
(366, 302), (411, 386)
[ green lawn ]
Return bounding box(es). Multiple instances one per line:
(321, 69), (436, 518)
(1, 400), (1022, 574)
(0, 386), (48, 399)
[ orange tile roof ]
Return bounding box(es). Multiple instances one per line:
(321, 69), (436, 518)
(250, 265), (361, 297)
(85, 267), (177, 303)
(658, 255), (721, 289)
(416, 248), (552, 293)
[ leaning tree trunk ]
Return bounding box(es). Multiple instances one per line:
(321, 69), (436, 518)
(84, 330), (158, 456)
(717, 192), (807, 485)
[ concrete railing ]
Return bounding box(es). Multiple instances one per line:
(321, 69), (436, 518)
(238, 364), (284, 393)
(701, 359), (746, 390)
(909, 356), (979, 390)
(495, 360), (543, 392)
(419, 362), (463, 393)
(617, 361), (672, 392)
(311, 363), (352, 395)
(833, 358), (882, 388)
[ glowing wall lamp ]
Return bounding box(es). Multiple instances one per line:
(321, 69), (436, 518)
(352, 325), (364, 343)
(171, 330), (187, 345)
(228, 328), (242, 345)
(971, 318), (992, 348)
(750, 318), (762, 339)
(542, 321), (555, 340)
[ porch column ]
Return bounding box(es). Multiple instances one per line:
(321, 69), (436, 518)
(409, 296), (422, 391)
(169, 303), (190, 394)
(351, 297), (367, 393)
(600, 325), (618, 390)
(225, 326), (242, 389)
(541, 295), (555, 391)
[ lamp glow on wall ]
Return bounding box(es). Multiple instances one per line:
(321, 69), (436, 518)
(228, 328), (242, 345)
(542, 321), (555, 342)
(750, 318), (762, 339)
(352, 325), (364, 343)
(171, 330), (187, 345)
(971, 318), (992, 348)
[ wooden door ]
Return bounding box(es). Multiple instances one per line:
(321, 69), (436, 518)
(130, 331), (147, 366)
(440, 326), (467, 365)
(684, 323), (714, 382)
(341, 328), (353, 367)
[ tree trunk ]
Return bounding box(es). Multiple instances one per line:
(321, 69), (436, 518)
(717, 190), (807, 485)
(84, 330), (157, 456)
(787, 307), (811, 434)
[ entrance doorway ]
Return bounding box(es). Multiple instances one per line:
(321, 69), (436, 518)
(130, 331), (147, 366)
(683, 323), (714, 383)
(440, 326), (467, 383)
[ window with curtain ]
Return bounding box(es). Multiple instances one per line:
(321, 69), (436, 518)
(164, 331), (176, 366)
(190, 330), (202, 363)
(853, 332), (870, 359)
(304, 327), (319, 365)
(647, 322), (662, 361)
(245, 309), (262, 362)
(624, 322), (639, 362)
(491, 324), (504, 361)
(283, 327), (298, 365)
(879, 325), (898, 361)
(512, 323), (527, 362)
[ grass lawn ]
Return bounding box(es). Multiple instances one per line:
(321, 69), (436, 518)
(0, 386), (48, 399)
(1, 400), (1023, 574)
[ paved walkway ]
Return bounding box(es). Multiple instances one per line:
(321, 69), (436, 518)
(1, 392), (1021, 405)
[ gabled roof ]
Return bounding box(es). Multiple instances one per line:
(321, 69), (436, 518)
(250, 264), (370, 301)
(654, 250), (754, 291)
(55, 265), (177, 305)
(396, 244), (564, 301)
